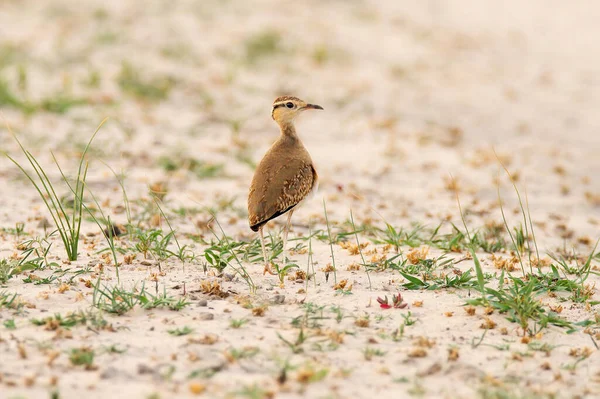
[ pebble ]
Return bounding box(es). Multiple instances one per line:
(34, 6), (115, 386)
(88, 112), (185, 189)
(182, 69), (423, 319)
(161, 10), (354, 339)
(197, 299), (208, 307)
(198, 312), (214, 321)
(100, 367), (120, 379)
(137, 364), (154, 375)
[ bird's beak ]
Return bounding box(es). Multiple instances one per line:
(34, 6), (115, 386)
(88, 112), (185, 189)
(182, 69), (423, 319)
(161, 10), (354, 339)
(304, 103), (323, 110)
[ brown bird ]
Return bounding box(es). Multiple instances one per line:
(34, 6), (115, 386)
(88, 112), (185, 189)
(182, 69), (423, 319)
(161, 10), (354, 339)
(248, 96), (323, 275)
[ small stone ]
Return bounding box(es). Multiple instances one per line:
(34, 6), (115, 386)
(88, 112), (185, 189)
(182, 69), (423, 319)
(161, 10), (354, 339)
(197, 299), (208, 307)
(140, 261), (153, 266)
(137, 364), (154, 375)
(100, 367), (120, 379)
(103, 223), (126, 239)
(198, 312), (214, 321)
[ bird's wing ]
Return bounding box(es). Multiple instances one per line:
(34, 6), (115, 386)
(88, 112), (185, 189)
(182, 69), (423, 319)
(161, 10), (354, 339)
(248, 158), (315, 231)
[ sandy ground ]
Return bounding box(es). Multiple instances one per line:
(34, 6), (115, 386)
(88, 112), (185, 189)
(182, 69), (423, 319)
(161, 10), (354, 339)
(1, 0), (600, 398)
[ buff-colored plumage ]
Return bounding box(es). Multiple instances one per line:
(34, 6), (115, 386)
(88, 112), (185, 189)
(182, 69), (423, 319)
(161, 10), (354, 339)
(248, 96), (322, 274)
(248, 131), (316, 231)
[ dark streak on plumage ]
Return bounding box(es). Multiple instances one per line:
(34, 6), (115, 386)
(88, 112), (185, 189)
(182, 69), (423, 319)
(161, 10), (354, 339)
(271, 103), (286, 119)
(273, 95), (301, 103)
(271, 96), (301, 119)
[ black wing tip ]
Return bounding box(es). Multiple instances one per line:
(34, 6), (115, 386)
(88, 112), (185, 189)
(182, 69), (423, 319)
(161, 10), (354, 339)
(250, 223), (261, 232)
(249, 204), (297, 233)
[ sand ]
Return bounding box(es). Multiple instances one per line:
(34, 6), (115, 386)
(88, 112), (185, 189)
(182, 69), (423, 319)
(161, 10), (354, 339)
(0, 0), (599, 398)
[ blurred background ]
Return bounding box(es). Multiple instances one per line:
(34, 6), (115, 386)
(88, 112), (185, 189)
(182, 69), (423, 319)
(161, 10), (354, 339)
(0, 0), (598, 249)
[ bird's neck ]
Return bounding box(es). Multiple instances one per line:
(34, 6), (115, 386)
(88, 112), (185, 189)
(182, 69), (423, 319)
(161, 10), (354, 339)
(278, 121), (299, 142)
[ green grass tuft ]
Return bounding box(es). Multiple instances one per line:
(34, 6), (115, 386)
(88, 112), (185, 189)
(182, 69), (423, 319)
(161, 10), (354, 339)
(6, 120), (106, 261)
(244, 30), (282, 63)
(118, 62), (175, 101)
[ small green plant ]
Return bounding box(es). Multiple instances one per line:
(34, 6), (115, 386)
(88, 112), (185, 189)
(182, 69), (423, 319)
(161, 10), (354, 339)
(495, 159), (539, 275)
(102, 344), (127, 354)
(69, 347), (96, 369)
(233, 384), (270, 399)
(152, 199), (196, 265)
(3, 319), (16, 329)
(453, 175), (489, 301)
(150, 230), (176, 265)
(118, 62), (175, 101)
(323, 200), (337, 284)
(330, 305), (346, 323)
(244, 30), (282, 63)
(92, 284), (140, 315)
(513, 225), (526, 253)
(1, 230), (57, 283)
(401, 311), (417, 326)
(274, 259), (298, 284)
(187, 364), (227, 380)
(19, 233), (60, 270)
(39, 94), (87, 114)
(139, 290), (190, 311)
(205, 216), (255, 291)
(32, 313), (78, 328)
(0, 255), (40, 284)
(399, 267), (482, 291)
(134, 228), (163, 259)
(0, 76), (89, 114)
(527, 341), (559, 355)
(168, 326), (193, 336)
(374, 223), (425, 250)
(230, 318), (248, 329)
(204, 239), (243, 273)
(277, 328), (308, 354)
(0, 77), (31, 111)
(0, 291), (20, 310)
(430, 223), (507, 253)
(1, 222), (26, 238)
(363, 347), (386, 361)
(31, 310), (109, 330)
(22, 274), (58, 285)
(468, 275), (572, 336)
(226, 347), (259, 361)
(158, 156), (224, 179)
(549, 240), (599, 303)
(295, 364), (329, 384)
(6, 120), (106, 261)
(479, 386), (547, 399)
(93, 283), (189, 315)
(349, 210), (372, 289)
(291, 302), (328, 329)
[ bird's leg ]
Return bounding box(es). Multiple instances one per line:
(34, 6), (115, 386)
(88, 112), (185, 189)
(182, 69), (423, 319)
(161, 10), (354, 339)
(259, 227), (276, 275)
(282, 209), (294, 266)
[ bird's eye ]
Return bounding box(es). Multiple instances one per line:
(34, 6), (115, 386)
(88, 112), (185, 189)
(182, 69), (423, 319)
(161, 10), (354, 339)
(286, 102), (294, 109)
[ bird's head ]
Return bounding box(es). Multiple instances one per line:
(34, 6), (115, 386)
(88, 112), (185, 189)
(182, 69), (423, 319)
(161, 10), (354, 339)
(271, 96), (323, 125)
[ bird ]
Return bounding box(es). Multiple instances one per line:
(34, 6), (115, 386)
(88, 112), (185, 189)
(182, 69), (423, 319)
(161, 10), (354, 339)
(248, 96), (323, 275)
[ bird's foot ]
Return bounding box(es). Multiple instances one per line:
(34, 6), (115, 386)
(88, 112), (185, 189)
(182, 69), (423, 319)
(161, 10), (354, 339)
(263, 262), (277, 276)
